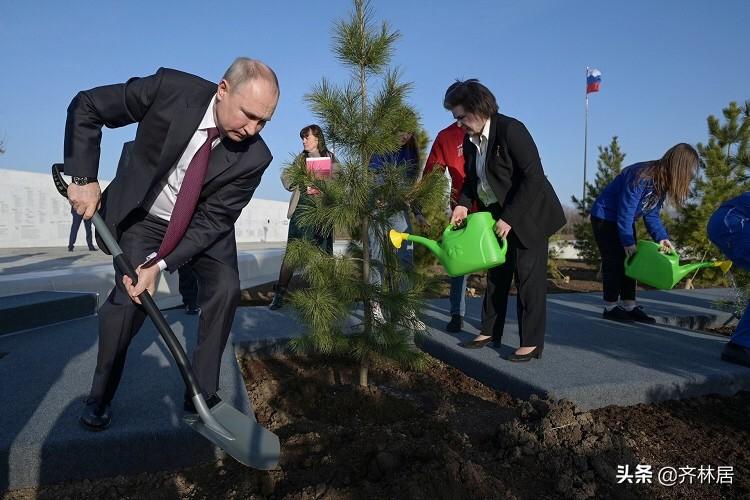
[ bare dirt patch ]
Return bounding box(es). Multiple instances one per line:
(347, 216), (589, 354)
(5, 355), (749, 500)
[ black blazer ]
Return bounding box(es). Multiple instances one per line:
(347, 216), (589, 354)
(63, 68), (272, 271)
(458, 113), (566, 247)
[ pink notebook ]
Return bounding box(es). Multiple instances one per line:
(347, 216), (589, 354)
(305, 157), (332, 195)
(306, 157), (332, 178)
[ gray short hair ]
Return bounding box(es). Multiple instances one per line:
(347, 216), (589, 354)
(222, 57), (279, 95)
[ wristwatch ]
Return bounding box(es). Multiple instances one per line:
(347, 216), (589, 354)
(71, 176), (97, 186)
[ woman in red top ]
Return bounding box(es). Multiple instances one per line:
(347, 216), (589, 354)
(423, 84), (469, 332)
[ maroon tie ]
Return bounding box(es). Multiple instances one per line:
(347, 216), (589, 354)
(146, 127), (219, 267)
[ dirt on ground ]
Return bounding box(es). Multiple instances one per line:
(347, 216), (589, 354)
(4, 260), (746, 499)
(5, 355), (748, 500)
(239, 259), (699, 306)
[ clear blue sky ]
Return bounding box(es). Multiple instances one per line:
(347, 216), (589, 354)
(1, 0), (748, 207)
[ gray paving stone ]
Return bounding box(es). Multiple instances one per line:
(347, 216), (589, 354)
(0, 310), (251, 490)
(417, 289), (748, 410)
(0, 291), (98, 336)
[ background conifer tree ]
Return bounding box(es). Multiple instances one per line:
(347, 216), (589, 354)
(672, 101), (750, 288)
(570, 136), (625, 265)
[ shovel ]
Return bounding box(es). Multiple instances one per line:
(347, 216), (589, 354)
(52, 164), (280, 470)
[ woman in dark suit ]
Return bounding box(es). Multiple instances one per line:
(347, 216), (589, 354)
(446, 79), (566, 361)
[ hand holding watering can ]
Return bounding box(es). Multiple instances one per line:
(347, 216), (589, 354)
(624, 239), (674, 258)
(451, 206), (511, 239)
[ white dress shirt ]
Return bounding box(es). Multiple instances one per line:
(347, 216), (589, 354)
(145, 95), (221, 271)
(468, 118), (498, 206)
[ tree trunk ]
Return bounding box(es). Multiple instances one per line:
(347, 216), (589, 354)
(358, 8), (372, 338)
(359, 361), (369, 386)
(362, 217), (372, 334)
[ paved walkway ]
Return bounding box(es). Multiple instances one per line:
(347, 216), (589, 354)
(417, 289), (745, 410)
(0, 309), (248, 490)
(0, 243), (289, 309)
(0, 243), (286, 275)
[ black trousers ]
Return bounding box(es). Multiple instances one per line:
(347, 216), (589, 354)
(69, 209), (93, 249)
(89, 210), (240, 406)
(178, 265), (199, 308)
(591, 216), (636, 302)
(481, 205), (549, 348)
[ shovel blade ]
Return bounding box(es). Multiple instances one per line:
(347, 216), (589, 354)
(184, 401), (280, 470)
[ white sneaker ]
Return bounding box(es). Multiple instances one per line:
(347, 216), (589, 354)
(371, 302), (386, 324)
(404, 310), (426, 331)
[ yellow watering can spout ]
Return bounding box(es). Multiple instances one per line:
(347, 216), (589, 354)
(716, 260), (733, 274)
(389, 229), (409, 249)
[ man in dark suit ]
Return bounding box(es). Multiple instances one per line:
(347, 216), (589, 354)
(446, 79), (565, 361)
(118, 141), (201, 315)
(64, 57), (279, 430)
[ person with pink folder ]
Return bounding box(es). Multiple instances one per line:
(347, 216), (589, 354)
(269, 124), (336, 309)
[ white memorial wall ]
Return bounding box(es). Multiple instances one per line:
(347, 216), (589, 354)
(0, 169), (289, 248)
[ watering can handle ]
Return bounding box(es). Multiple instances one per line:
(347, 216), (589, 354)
(624, 255), (635, 271)
(443, 221), (464, 237)
(498, 235), (508, 251)
(443, 219), (466, 236)
(624, 244), (677, 267)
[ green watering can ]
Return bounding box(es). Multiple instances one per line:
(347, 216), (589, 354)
(623, 239), (732, 290)
(389, 211), (507, 277)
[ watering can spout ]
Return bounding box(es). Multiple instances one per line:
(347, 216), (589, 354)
(675, 262), (712, 281)
(717, 260), (733, 274)
(389, 230), (445, 260)
(675, 260), (734, 281)
(388, 230), (407, 249)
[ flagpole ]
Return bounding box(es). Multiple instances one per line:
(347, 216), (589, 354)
(583, 66), (589, 203)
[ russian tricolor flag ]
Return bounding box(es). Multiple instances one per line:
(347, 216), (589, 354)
(586, 68), (602, 94)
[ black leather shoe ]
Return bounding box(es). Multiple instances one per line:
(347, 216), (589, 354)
(602, 306), (634, 322)
(507, 347), (543, 362)
(80, 398), (111, 431)
(721, 342), (750, 368)
(626, 305), (656, 324)
(185, 304), (200, 315)
(446, 314), (463, 333)
(184, 393), (222, 414)
(460, 336), (494, 349)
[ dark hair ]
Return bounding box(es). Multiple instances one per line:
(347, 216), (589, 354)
(299, 124), (331, 158)
(443, 79), (499, 117)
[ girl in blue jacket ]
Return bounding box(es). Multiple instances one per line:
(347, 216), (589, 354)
(590, 143), (699, 323)
(707, 192), (750, 368)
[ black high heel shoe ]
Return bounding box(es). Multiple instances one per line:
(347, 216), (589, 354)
(507, 347), (543, 362)
(460, 336), (494, 349)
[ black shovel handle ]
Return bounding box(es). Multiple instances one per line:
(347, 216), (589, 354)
(52, 164), (203, 400)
